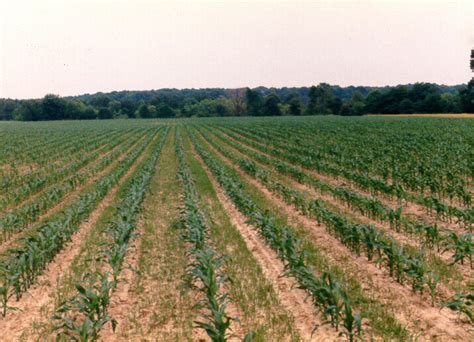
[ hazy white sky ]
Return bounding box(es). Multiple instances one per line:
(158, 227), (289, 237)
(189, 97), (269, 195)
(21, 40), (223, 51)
(0, 0), (472, 99)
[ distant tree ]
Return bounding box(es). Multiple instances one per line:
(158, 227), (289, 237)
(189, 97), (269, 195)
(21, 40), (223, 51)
(98, 107), (113, 119)
(13, 100), (43, 121)
(2, 82), (469, 121)
(441, 93), (462, 113)
(409, 83), (438, 103)
(261, 93), (282, 116)
(137, 104), (156, 118)
(156, 104), (175, 118)
(459, 80), (474, 113)
(245, 88), (263, 116)
(227, 88), (247, 116)
(384, 86), (409, 113)
(80, 107), (97, 120)
(180, 98), (199, 117)
(120, 99), (138, 118)
(42, 94), (67, 120)
(340, 91), (365, 116)
(307, 86), (318, 115)
(471, 49), (474, 71)
(399, 99), (415, 114)
(148, 105), (157, 118)
(198, 99), (217, 117)
(90, 95), (111, 108)
(363, 83), (461, 114)
(364, 90), (382, 113)
(329, 97), (343, 114)
(407, 83), (443, 113)
(307, 83), (335, 115)
(215, 101), (230, 116)
(108, 100), (122, 117)
(277, 103), (290, 116)
(0, 99), (17, 120)
(421, 93), (444, 113)
(287, 93), (303, 115)
(64, 100), (87, 119)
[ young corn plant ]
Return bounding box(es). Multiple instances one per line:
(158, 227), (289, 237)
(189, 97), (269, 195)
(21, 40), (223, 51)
(442, 290), (474, 324)
(205, 130), (434, 297)
(0, 132), (159, 316)
(175, 130), (253, 341)
(425, 272), (440, 307)
(192, 249), (233, 342)
(444, 232), (473, 268)
(53, 129), (167, 339)
(53, 272), (117, 342)
(189, 129), (362, 340)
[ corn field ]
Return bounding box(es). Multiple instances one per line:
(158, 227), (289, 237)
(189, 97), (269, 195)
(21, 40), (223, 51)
(0, 117), (472, 341)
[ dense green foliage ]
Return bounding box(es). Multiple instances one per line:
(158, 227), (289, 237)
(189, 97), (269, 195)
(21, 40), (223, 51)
(0, 82), (471, 121)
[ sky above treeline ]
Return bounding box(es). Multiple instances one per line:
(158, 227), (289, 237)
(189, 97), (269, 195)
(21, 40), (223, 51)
(0, 0), (472, 99)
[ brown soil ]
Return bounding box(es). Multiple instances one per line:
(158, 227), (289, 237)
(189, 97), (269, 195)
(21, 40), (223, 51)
(98, 130), (194, 341)
(1, 140), (112, 212)
(219, 128), (470, 234)
(193, 142), (340, 341)
(0, 162), (41, 176)
(0, 133), (147, 254)
(291, 180), (473, 284)
(209, 130), (473, 284)
(0, 133), (157, 340)
(201, 133), (473, 340)
(100, 217), (144, 340)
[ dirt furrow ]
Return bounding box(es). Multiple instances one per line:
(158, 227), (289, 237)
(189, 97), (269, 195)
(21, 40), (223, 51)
(1, 141), (112, 213)
(98, 130), (194, 341)
(208, 130), (472, 283)
(202, 133), (473, 340)
(0, 133), (158, 340)
(192, 141), (339, 341)
(0, 134), (147, 255)
(219, 128), (470, 234)
(100, 217), (144, 340)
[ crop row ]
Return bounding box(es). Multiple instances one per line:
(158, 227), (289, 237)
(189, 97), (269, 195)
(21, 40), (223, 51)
(189, 129), (363, 340)
(222, 119), (472, 206)
(0, 128), (143, 207)
(198, 130), (446, 296)
(174, 130), (248, 341)
(0, 128), (127, 190)
(0, 129), (162, 317)
(202, 126), (473, 267)
(0, 122), (141, 167)
(0, 130), (147, 243)
(0, 129), (108, 168)
(53, 127), (168, 340)
(197, 127), (474, 324)
(216, 125), (473, 229)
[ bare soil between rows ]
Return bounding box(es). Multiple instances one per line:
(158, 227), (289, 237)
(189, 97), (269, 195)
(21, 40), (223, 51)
(0, 133), (158, 340)
(200, 131), (473, 340)
(220, 128), (470, 234)
(191, 139), (340, 341)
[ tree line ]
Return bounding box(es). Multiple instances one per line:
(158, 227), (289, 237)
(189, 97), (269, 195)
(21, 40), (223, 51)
(0, 81), (472, 121)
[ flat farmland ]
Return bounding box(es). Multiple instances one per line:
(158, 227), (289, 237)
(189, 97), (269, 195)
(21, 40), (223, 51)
(0, 117), (472, 341)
